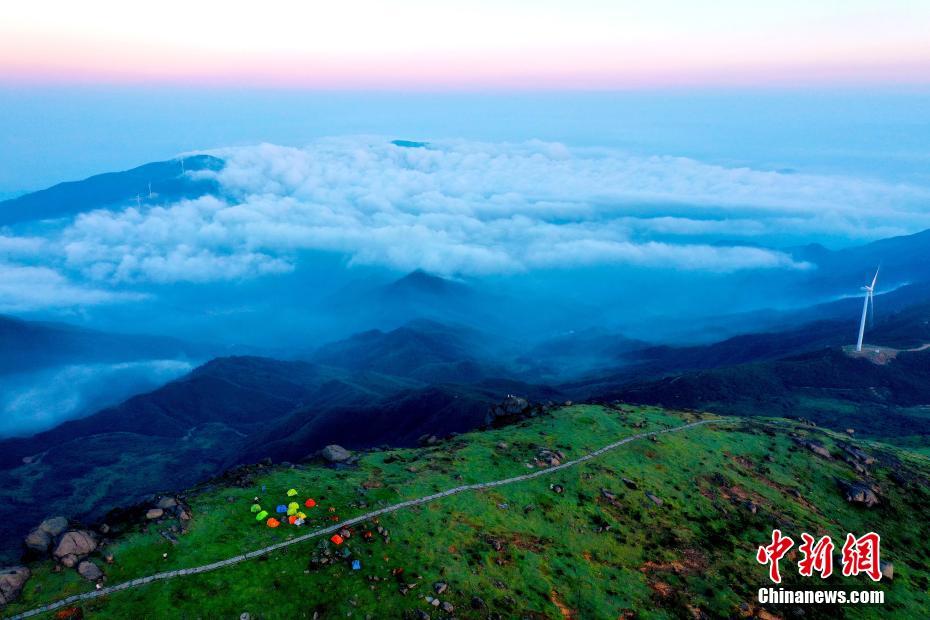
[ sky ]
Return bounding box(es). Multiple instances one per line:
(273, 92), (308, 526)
(2, 1), (929, 89)
(0, 1), (928, 321)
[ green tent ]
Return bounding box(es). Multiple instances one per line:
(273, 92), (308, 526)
(286, 488), (298, 497)
(255, 510), (269, 521)
(250, 504), (262, 513)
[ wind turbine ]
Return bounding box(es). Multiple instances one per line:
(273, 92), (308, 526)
(855, 267), (879, 352)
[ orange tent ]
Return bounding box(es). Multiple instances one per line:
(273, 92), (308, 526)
(288, 515), (297, 524)
(266, 518), (281, 528)
(305, 498), (316, 508)
(330, 534), (344, 545)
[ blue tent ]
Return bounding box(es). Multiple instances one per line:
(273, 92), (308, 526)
(276, 505), (287, 514)
(352, 560), (361, 570)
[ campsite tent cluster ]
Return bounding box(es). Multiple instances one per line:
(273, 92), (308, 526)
(250, 488), (321, 529)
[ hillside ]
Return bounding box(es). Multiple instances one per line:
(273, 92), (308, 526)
(607, 348), (930, 448)
(3, 404), (928, 619)
(0, 356), (556, 562)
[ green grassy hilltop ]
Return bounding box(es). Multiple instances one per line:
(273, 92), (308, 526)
(5, 404), (930, 619)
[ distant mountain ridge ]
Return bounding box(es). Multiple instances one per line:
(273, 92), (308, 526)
(0, 154), (223, 225)
(0, 315), (211, 376)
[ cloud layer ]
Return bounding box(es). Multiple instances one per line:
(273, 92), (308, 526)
(5, 137), (930, 305)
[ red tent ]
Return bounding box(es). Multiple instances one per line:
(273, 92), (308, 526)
(330, 534), (344, 545)
(305, 498), (316, 508)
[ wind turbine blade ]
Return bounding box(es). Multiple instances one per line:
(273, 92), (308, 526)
(871, 266), (880, 289)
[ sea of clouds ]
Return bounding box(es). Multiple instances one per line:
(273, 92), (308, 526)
(4, 137), (930, 310)
(0, 359), (194, 437)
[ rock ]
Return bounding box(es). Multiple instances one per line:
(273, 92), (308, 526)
(146, 508), (165, 520)
(440, 601), (454, 613)
(60, 554), (79, 568)
(496, 442), (508, 450)
(178, 509), (192, 521)
(805, 442), (832, 459)
(621, 478), (638, 490)
(320, 445), (353, 463)
(842, 444), (876, 465)
(600, 488), (618, 502)
(53, 530), (97, 561)
(485, 395), (544, 426)
(38, 516), (69, 537)
(880, 560), (894, 580)
(841, 481), (880, 508)
(0, 566), (30, 606)
(551, 484), (564, 494)
(433, 581), (448, 595)
(77, 560), (103, 581)
(156, 497), (178, 510)
(744, 501), (758, 514)
(98, 523), (110, 535)
(646, 493), (663, 506)
(430, 598), (440, 607)
(24, 528), (52, 554)
(471, 596), (485, 609)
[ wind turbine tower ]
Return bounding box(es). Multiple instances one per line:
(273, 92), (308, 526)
(856, 267), (879, 352)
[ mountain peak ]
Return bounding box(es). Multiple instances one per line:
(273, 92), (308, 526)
(388, 270), (467, 296)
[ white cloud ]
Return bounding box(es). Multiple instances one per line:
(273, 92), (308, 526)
(0, 359), (194, 437)
(13, 137), (930, 286)
(0, 262), (140, 312)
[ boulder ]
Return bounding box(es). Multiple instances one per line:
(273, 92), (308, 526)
(0, 566), (30, 607)
(60, 554), (79, 568)
(622, 478), (639, 490)
(440, 601), (454, 613)
(320, 445), (353, 463)
(38, 516), (69, 537)
(77, 560), (103, 581)
(841, 482), (880, 508)
(53, 530), (97, 561)
(433, 581), (448, 595)
(156, 497), (178, 510)
(24, 528), (53, 554)
(646, 493), (663, 507)
(146, 508), (165, 520)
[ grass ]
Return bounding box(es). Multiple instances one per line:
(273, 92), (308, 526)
(6, 404), (930, 619)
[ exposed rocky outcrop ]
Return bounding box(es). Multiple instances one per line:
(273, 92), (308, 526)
(0, 566), (30, 607)
(839, 480), (880, 508)
(77, 560), (103, 581)
(485, 396), (551, 428)
(23, 516), (70, 556)
(53, 530), (98, 561)
(320, 445), (353, 463)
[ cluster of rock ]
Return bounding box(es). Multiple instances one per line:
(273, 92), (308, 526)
(485, 396), (558, 428)
(422, 581), (454, 614)
(146, 495), (192, 523)
(838, 480), (881, 508)
(838, 442), (877, 474)
(0, 516), (106, 606)
(534, 448), (566, 468)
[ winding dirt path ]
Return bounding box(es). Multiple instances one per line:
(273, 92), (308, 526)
(6, 418), (723, 620)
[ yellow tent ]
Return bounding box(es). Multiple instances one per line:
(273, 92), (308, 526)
(286, 489), (298, 497)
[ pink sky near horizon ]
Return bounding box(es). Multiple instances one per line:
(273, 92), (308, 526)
(2, 1), (929, 90)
